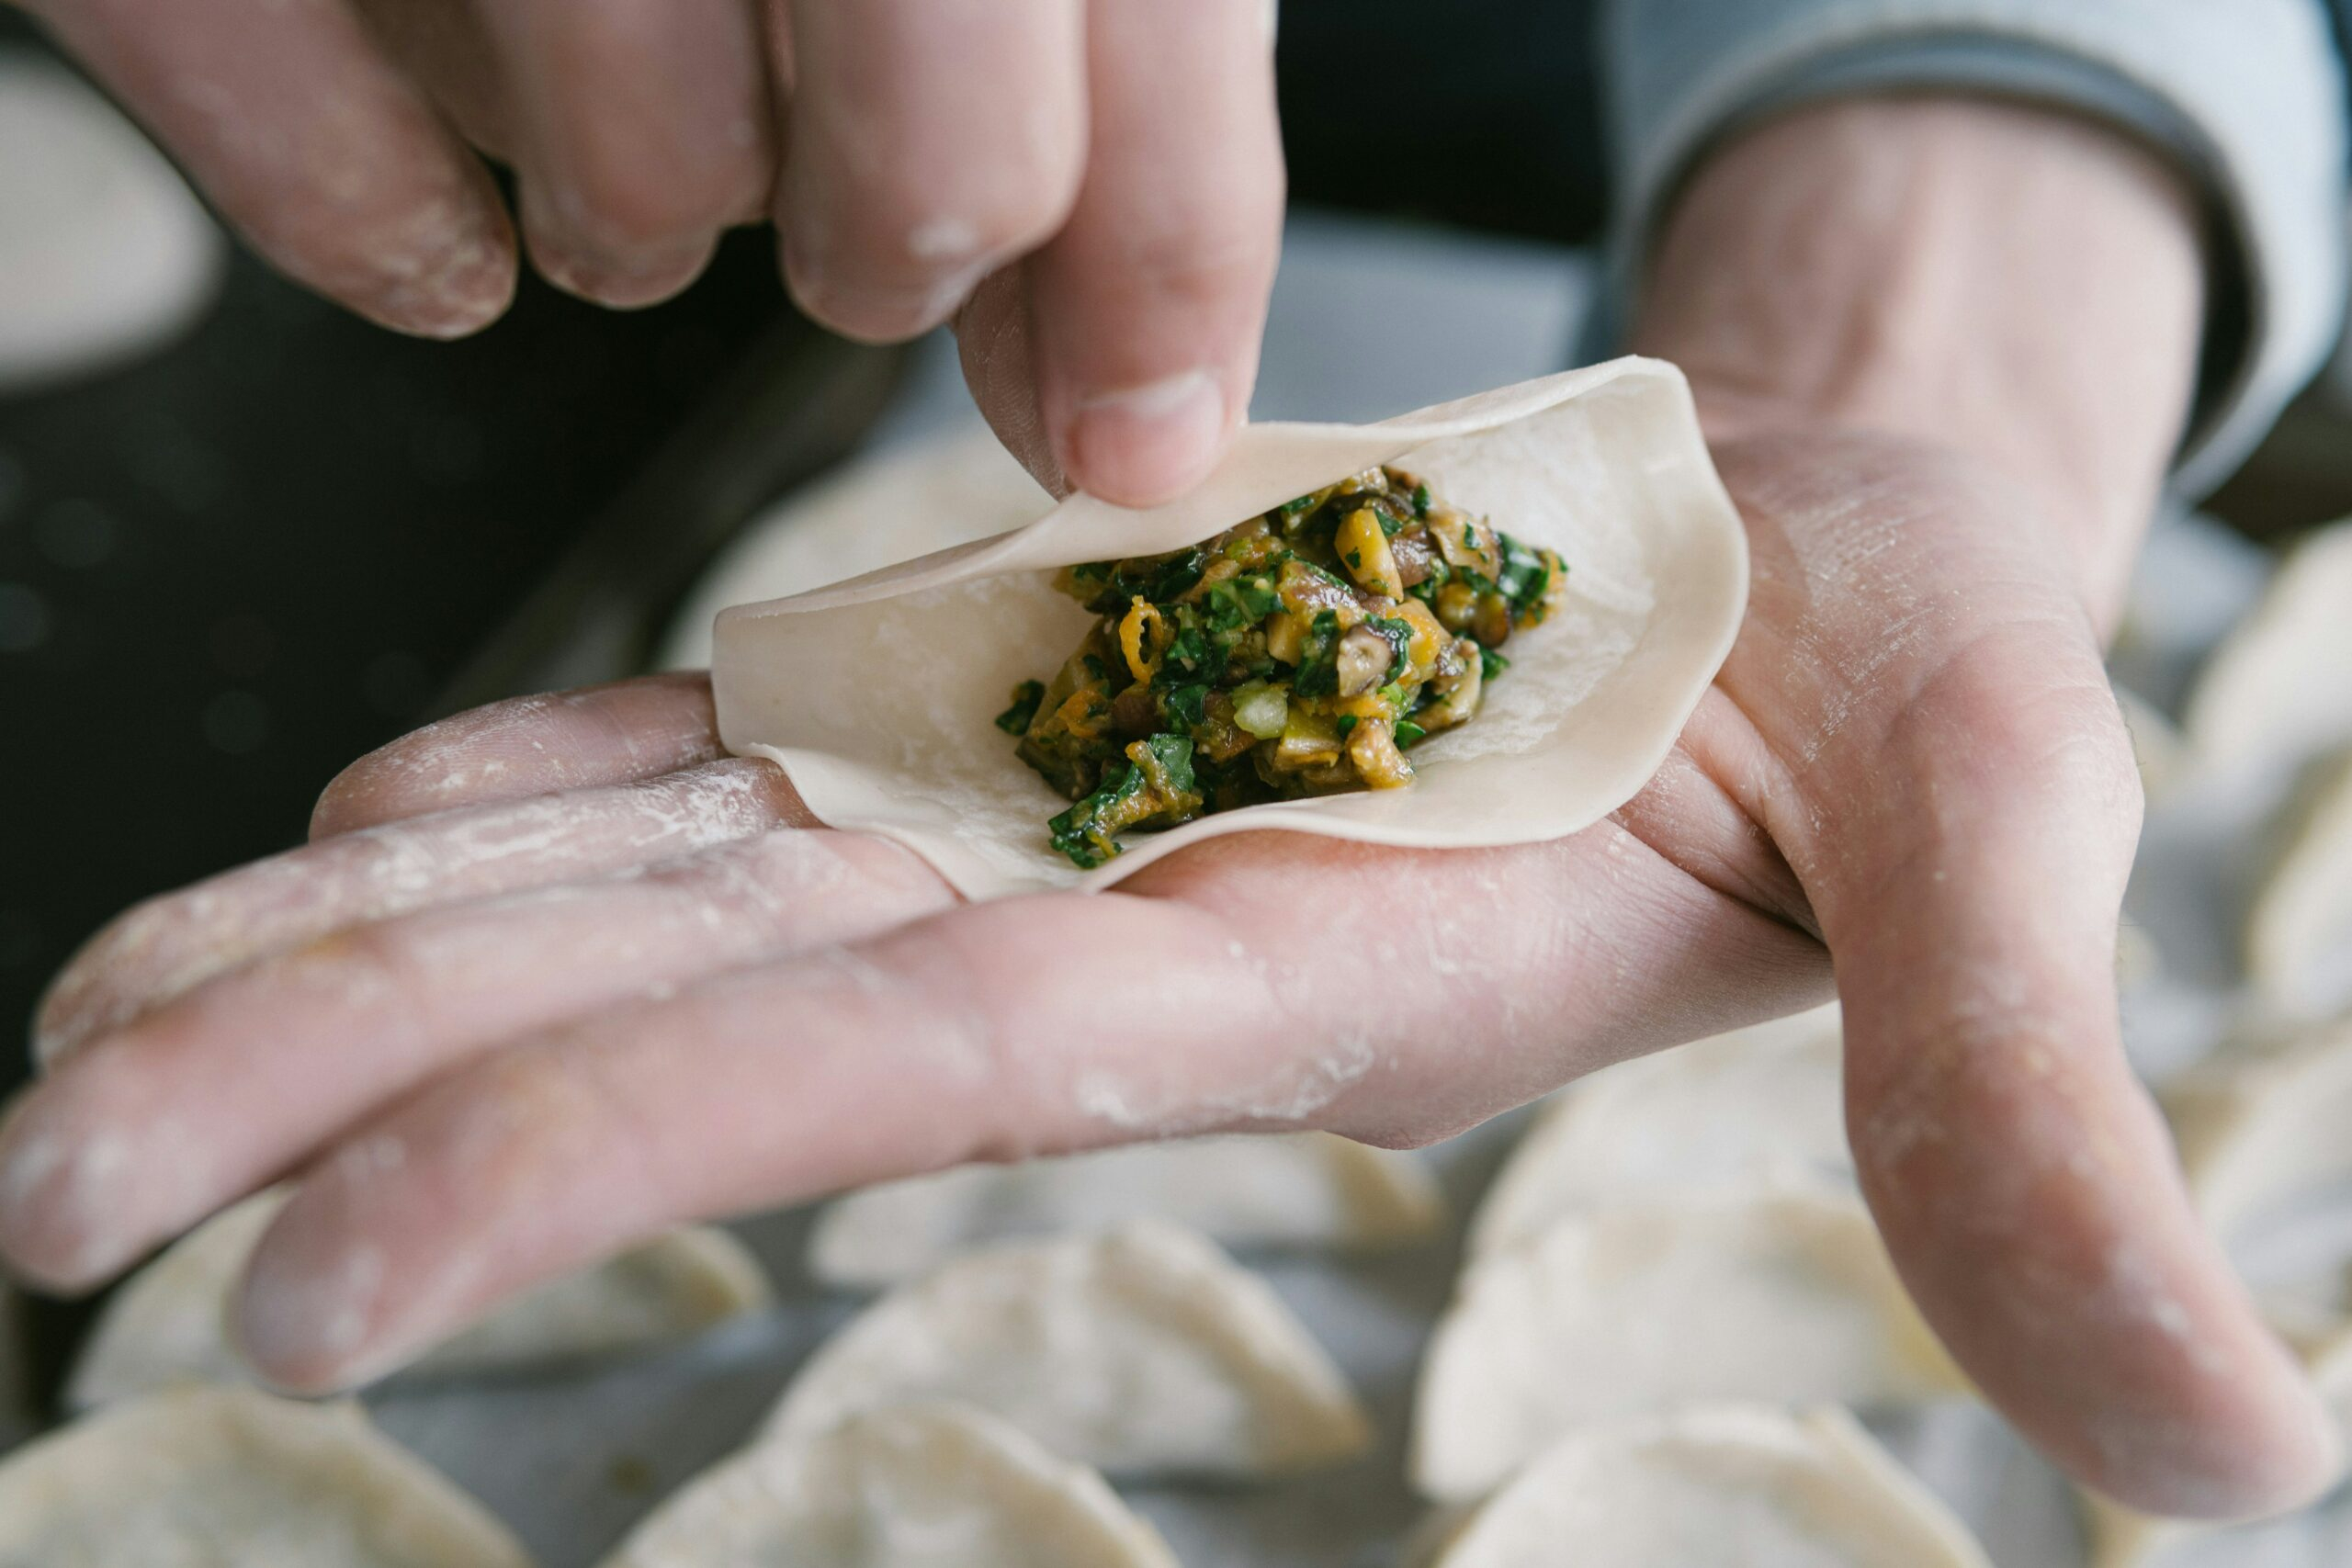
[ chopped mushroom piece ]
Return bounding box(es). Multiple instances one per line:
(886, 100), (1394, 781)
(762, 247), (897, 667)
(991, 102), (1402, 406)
(1004, 466), (1568, 866)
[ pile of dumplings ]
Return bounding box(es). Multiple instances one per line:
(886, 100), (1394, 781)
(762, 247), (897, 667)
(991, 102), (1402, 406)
(2, 517), (2351, 1566)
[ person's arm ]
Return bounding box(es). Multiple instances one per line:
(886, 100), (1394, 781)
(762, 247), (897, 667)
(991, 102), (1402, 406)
(1626, 95), (2339, 1515)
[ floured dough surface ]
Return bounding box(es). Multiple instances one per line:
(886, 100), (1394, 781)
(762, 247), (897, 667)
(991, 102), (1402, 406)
(67, 1190), (770, 1409)
(713, 359), (1748, 897)
(1432, 1405), (1990, 1568)
(808, 1133), (1442, 1287)
(597, 1401), (1178, 1568)
(0, 1386), (532, 1568)
(764, 1220), (1370, 1477)
(1414, 1189), (1962, 1501)
(0, 51), (223, 390)
(1468, 1006), (1847, 1259)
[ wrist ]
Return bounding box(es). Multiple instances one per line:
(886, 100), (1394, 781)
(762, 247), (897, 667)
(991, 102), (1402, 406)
(1630, 95), (2205, 615)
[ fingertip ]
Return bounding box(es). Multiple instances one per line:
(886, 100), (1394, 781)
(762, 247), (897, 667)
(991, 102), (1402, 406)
(521, 193), (717, 311)
(1054, 368), (1232, 508)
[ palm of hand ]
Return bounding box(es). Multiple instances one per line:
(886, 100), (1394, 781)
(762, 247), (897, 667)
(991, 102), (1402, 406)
(1, 428), (2329, 1514)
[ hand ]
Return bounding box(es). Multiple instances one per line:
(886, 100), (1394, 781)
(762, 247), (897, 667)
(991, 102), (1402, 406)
(0, 423), (2332, 1515)
(0, 96), (2337, 1518)
(16, 0), (1283, 504)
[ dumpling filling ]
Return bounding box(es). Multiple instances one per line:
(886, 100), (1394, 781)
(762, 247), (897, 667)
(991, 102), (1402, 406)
(1001, 466), (1566, 868)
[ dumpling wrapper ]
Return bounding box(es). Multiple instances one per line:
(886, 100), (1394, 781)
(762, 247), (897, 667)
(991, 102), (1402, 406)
(2245, 748), (2352, 1018)
(711, 357), (1748, 897)
(0, 1385), (532, 1567)
(1467, 1004), (1847, 1260)
(662, 431), (1051, 670)
(66, 1188), (771, 1410)
(1430, 1404), (1991, 1568)
(596, 1401), (1179, 1568)
(2163, 1020), (2352, 1239)
(808, 1131), (1442, 1288)
(1413, 1187), (1965, 1502)
(763, 1219), (1371, 1478)
(2182, 517), (2352, 785)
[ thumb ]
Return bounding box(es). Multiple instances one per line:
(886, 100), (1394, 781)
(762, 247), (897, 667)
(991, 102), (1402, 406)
(1789, 528), (2339, 1516)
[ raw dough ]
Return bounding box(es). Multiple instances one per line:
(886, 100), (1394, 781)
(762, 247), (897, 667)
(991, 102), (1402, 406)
(596, 1401), (1179, 1568)
(0, 52), (223, 391)
(1413, 1188), (1964, 1501)
(1430, 1404), (1991, 1568)
(763, 1220), (1371, 1478)
(2182, 518), (2352, 785)
(808, 1133), (1442, 1288)
(0, 1385), (532, 1567)
(66, 1190), (771, 1409)
(712, 358), (1750, 897)
(662, 432), (1052, 671)
(2244, 748), (2352, 1018)
(1466, 1006), (1848, 1260)
(2163, 1020), (2352, 1239)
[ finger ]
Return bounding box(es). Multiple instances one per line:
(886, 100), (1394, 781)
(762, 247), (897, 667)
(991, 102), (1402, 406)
(35, 759), (805, 1066)
(777, 0), (1086, 342)
(476, 0), (775, 306)
(1718, 436), (2342, 1517)
(311, 672), (729, 837)
(222, 828), (1826, 1391)
(0, 829), (953, 1293)
(26, 0), (515, 336)
(1023, 0), (1283, 506)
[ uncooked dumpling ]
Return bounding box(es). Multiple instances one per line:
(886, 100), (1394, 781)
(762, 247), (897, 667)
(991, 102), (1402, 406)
(1430, 1405), (1991, 1568)
(763, 1220), (1370, 1478)
(1467, 1005), (1847, 1260)
(0, 1385), (532, 1566)
(596, 1401), (1178, 1568)
(1413, 1188), (1963, 1501)
(712, 358), (1749, 897)
(66, 1189), (771, 1409)
(2182, 518), (2352, 784)
(0, 51), (224, 391)
(2162, 1021), (2352, 1238)
(2244, 749), (2352, 1017)
(808, 1133), (1442, 1287)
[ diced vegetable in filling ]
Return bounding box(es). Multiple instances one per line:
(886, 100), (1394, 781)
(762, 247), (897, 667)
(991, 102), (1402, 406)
(1004, 465), (1567, 868)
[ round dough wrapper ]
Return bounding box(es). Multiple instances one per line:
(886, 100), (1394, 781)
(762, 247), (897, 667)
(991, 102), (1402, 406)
(808, 1132), (1442, 1288)
(0, 1385), (532, 1567)
(2163, 1020), (2352, 1240)
(1430, 1405), (1991, 1568)
(1413, 1188), (1965, 1502)
(0, 52), (224, 391)
(711, 358), (1749, 897)
(2182, 518), (2352, 785)
(67, 1189), (770, 1410)
(764, 1220), (1371, 1478)
(597, 1401), (1179, 1568)
(1467, 1005), (1847, 1260)
(2244, 748), (2352, 1018)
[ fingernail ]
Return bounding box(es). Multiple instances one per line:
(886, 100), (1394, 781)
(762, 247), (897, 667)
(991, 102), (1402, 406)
(0, 1100), (139, 1292)
(781, 236), (987, 344)
(530, 234), (712, 311)
(1063, 370), (1228, 507)
(235, 1227), (392, 1393)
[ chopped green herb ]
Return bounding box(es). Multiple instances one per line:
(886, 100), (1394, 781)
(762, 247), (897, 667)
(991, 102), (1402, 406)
(1411, 483), (1431, 516)
(1479, 646), (1511, 681)
(1396, 718), (1428, 749)
(1336, 714), (1359, 740)
(993, 679), (1046, 736)
(1162, 682), (1209, 730)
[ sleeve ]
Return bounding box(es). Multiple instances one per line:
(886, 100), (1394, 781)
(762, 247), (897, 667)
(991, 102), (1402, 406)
(1600, 0), (2352, 495)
